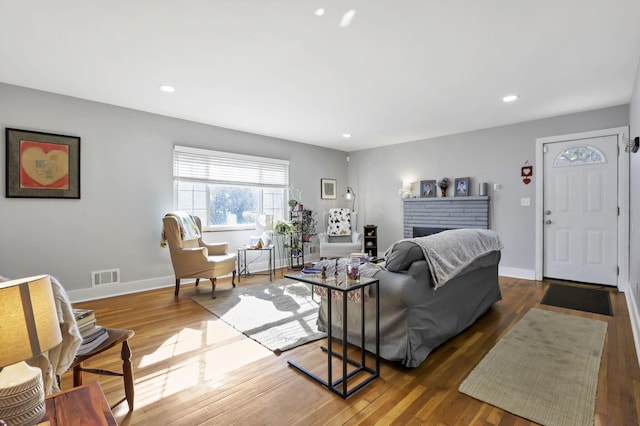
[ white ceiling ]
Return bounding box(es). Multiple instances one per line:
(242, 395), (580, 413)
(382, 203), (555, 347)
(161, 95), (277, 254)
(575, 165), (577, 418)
(1, 0), (639, 152)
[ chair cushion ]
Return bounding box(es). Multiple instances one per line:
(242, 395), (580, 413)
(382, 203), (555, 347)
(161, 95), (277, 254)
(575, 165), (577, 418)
(328, 235), (353, 243)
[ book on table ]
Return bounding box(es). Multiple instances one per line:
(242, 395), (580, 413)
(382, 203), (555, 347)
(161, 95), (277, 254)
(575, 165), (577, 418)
(73, 308), (96, 327)
(76, 326), (110, 356)
(78, 319), (97, 336)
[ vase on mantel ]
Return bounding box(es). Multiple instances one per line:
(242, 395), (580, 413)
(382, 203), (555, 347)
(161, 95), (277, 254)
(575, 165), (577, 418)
(440, 187), (447, 197)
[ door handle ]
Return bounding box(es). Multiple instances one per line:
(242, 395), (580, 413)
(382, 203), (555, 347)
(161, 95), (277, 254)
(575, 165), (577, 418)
(545, 210), (552, 215)
(545, 220), (552, 225)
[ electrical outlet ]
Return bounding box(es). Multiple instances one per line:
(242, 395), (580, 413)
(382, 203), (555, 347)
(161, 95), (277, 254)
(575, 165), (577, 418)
(520, 197), (531, 207)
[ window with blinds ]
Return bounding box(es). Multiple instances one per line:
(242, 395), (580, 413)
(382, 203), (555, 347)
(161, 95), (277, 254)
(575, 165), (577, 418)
(173, 145), (289, 230)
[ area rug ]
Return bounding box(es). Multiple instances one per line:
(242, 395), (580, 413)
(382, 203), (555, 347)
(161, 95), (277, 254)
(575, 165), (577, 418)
(190, 278), (326, 353)
(540, 283), (613, 316)
(459, 308), (607, 426)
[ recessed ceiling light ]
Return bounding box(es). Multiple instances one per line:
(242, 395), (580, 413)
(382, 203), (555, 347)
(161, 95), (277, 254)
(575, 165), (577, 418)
(342, 133), (352, 138)
(502, 94), (518, 103)
(340, 10), (356, 28)
(315, 8), (325, 16)
(160, 85), (175, 93)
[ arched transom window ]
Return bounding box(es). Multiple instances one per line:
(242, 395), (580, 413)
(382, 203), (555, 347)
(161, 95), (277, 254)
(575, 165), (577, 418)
(553, 145), (606, 166)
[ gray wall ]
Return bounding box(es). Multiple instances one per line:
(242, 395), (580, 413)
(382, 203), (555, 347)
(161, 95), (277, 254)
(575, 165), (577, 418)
(349, 105), (629, 277)
(0, 83), (348, 298)
(0, 82), (633, 304)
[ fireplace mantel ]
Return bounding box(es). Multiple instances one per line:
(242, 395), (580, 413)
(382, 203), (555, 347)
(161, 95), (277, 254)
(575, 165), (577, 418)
(402, 196), (490, 238)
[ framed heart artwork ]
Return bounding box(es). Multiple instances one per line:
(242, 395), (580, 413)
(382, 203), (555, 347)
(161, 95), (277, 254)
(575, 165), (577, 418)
(5, 128), (81, 199)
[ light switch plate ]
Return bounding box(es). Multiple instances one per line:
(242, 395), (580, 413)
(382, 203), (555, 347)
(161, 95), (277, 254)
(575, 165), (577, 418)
(521, 197), (531, 206)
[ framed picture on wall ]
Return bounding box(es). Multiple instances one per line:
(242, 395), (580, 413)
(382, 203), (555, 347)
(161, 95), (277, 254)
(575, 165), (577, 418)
(420, 180), (436, 198)
(5, 128), (81, 199)
(321, 178), (337, 199)
(454, 177), (469, 197)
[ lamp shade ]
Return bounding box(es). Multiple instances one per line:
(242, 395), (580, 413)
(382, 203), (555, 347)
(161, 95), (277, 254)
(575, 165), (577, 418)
(0, 275), (62, 367)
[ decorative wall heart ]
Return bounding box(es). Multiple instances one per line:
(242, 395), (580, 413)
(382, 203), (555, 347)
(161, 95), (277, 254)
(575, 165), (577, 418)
(21, 146), (69, 187)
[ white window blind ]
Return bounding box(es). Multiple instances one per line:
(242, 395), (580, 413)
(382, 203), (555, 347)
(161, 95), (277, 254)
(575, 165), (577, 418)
(173, 145), (289, 187)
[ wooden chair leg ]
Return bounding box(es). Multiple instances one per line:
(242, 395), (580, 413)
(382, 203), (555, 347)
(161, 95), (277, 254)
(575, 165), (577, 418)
(174, 279), (181, 296)
(121, 339), (134, 410)
(195, 278), (200, 287)
(210, 277), (217, 299)
(232, 270), (237, 287)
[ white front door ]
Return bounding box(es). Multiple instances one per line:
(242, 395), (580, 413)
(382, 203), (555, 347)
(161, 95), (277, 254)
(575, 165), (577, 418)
(543, 135), (618, 285)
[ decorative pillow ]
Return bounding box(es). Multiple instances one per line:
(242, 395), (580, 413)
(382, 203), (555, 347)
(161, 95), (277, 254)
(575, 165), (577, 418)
(385, 241), (425, 272)
(327, 208), (351, 236)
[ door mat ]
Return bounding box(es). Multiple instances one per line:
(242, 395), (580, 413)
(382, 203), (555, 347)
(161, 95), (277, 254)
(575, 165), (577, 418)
(540, 283), (613, 316)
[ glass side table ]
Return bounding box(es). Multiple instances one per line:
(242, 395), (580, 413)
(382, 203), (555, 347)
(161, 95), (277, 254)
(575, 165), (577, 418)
(284, 272), (380, 398)
(237, 245), (275, 282)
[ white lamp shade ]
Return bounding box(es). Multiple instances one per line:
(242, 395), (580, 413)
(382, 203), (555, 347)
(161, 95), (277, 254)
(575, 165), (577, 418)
(256, 214), (274, 234)
(0, 275), (62, 367)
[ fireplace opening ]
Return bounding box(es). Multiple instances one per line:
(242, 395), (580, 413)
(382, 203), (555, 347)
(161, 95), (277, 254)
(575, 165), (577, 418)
(413, 227), (451, 238)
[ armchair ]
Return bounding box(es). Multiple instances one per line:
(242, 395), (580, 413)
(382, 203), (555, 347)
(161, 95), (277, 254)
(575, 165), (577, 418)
(162, 213), (236, 298)
(318, 209), (363, 258)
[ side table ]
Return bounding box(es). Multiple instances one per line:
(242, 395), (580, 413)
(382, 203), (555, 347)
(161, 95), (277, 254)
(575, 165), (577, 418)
(43, 381), (116, 425)
(284, 272), (380, 398)
(237, 245), (275, 282)
(69, 328), (135, 411)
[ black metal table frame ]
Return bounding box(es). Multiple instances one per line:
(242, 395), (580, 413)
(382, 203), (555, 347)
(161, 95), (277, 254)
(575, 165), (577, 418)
(284, 272), (380, 398)
(237, 245), (275, 282)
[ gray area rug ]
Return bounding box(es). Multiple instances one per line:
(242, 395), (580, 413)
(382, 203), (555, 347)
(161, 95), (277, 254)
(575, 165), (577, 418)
(191, 278), (326, 353)
(459, 308), (607, 426)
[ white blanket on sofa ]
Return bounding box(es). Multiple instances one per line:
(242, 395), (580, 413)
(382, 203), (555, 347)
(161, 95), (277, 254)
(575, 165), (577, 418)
(412, 229), (503, 289)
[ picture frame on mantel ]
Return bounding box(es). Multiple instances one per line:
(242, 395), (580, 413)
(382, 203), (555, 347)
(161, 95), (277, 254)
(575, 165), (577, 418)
(5, 128), (81, 199)
(321, 178), (337, 199)
(454, 177), (469, 197)
(420, 180), (436, 198)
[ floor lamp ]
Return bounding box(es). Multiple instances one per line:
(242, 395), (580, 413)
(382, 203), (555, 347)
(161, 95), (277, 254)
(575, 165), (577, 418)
(0, 275), (62, 426)
(344, 187), (356, 212)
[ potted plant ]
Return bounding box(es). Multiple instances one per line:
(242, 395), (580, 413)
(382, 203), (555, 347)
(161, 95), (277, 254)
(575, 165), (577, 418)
(274, 220), (296, 234)
(288, 199), (298, 211)
(299, 210), (318, 242)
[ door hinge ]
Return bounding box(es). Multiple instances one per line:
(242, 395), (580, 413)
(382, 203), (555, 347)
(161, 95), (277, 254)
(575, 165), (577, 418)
(618, 206), (620, 216)
(617, 266), (620, 276)
(543, 145), (548, 153)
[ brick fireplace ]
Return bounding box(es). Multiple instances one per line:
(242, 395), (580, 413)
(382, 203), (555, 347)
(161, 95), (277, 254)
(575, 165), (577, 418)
(403, 196), (490, 238)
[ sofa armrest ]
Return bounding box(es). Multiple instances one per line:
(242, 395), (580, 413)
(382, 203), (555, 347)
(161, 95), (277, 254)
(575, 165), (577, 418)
(351, 231), (362, 243)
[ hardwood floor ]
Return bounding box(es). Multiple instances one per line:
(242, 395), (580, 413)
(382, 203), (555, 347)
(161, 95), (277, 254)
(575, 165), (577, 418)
(62, 272), (640, 425)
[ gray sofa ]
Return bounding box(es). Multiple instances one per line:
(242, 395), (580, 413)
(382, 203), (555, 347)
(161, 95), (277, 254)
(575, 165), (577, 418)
(316, 230), (502, 368)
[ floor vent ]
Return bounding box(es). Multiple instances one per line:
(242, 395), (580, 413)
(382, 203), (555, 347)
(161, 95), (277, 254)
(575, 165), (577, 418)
(92, 268), (120, 286)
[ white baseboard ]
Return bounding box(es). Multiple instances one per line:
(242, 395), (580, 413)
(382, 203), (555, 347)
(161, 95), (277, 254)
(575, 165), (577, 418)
(625, 288), (640, 368)
(67, 275), (175, 302)
(66, 273), (234, 303)
(499, 266), (535, 280)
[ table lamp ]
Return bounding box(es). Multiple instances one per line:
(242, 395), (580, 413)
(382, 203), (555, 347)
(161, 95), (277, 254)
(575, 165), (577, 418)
(0, 275), (62, 426)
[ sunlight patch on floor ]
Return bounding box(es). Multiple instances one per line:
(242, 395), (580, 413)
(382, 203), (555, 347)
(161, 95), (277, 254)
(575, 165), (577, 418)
(138, 327), (204, 367)
(122, 320), (273, 410)
(203, 338), (272, 384)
